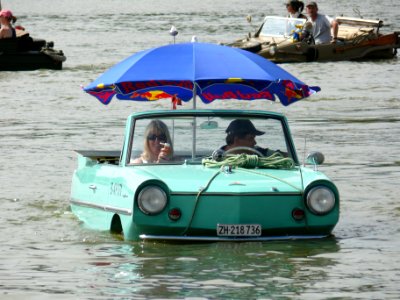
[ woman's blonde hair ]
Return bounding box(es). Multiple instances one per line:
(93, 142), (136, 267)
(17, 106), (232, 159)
(141, 120), (173, 162)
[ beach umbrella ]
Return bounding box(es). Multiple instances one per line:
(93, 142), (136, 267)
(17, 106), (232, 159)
(84, 42), (320, 107)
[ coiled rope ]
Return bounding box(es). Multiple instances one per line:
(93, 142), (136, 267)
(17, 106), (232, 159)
(202, 152), (295, 169)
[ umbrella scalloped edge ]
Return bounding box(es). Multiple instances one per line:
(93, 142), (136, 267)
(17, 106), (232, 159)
(84, 80), (320, 106)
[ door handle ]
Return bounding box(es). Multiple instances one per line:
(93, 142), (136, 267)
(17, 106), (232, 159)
(89, 184), (97, 190)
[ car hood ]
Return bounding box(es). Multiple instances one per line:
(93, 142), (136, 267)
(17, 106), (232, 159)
(133, 165), (304, 194)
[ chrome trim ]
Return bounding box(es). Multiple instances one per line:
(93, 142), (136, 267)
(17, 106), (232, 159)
(139, 234), (327, 242)
(70, 198), (132, 216)
(170, 191), (301, 196)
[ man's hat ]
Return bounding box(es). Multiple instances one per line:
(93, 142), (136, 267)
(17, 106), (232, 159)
(306, 1), (318, 8)
(226, 119), (265, 136)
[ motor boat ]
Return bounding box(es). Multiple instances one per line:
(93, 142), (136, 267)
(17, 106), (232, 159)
(0, 29), (66, 71)
(225, 16), (400, 63)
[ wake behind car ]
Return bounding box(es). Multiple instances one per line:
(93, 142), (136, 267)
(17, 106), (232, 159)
(225, 16), (400, 63)
(70, 109), (339, 241)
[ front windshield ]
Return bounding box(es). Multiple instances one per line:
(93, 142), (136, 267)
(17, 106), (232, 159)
(128, 114), (295, 165)
(258, 16), (305, 38)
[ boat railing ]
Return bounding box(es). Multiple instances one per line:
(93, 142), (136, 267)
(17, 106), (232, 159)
(336, 17), (383, 28)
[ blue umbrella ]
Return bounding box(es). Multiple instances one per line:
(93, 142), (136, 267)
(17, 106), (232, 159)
(84, 42), (320, 106)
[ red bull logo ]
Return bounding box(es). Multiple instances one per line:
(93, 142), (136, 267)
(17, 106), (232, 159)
(284, 88), (304, 100)
(201, 90), (274, 102)
(118, 80), (193, 94)
(130, 90), (174, 101)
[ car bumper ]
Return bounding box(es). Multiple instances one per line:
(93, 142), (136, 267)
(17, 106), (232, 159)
(139, 234), (329, 242)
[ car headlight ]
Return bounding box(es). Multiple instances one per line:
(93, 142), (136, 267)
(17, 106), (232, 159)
(306, 186), (335, 215)
(137, 186), (167, 215)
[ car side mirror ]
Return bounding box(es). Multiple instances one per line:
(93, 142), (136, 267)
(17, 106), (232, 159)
(306, 151), (324, 170)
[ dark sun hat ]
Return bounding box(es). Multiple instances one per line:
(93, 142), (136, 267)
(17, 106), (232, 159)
(226, 119), (265, 136)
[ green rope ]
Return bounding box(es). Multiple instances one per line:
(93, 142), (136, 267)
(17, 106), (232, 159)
(202, 152), (295, 169)
(238, 168), (303, 192)
(181, 169), (222, 236)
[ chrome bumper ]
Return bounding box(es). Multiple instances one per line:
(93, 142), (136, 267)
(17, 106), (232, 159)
(139, 234), (328, 242)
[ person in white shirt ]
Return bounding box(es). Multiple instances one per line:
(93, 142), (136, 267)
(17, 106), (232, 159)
(305, 1), (338, 44)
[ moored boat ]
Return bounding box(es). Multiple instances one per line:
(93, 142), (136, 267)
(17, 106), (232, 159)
(0, 29), (66, 71)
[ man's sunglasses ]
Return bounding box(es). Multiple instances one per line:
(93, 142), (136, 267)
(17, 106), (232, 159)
(147, 134), (167, 142)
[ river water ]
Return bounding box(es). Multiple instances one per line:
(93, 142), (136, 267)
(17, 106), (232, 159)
(1, 0), (400, 299)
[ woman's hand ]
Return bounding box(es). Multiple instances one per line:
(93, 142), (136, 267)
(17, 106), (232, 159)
(157, 143), (171, 162)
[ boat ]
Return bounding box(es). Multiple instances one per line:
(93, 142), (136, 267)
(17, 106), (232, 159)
(225, 16), (400, 63)
(0, 29), (66, 71)
(70, 109), (339, 242)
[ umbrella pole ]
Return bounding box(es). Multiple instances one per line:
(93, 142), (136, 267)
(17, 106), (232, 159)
(192, 119), (196, 159)
(192, 85), (197, 159)
(192, 84), (197, 110)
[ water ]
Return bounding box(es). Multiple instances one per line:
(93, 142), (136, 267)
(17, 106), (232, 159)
(1, 0), (400, 298)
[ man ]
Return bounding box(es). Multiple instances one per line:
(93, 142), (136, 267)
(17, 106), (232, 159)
(305, 1), (338, 44)
(220, 119), (270, 156)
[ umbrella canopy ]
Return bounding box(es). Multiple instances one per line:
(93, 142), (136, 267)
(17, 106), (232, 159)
(84, 42), (320, 106)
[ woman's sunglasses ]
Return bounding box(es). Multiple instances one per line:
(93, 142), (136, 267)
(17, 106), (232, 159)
(147, 134), (167, 142)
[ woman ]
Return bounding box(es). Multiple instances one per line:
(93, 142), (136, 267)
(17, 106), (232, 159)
(132, 120), (174, 164)
(285, 1), (307, 19)
(0, 9), (16, 39)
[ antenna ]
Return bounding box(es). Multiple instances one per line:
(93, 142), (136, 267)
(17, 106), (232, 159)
(353, 7), (363, 19)
(246, 15), (253, 38)
(303, 137), (307, 166)
(169, 26), (178, 44)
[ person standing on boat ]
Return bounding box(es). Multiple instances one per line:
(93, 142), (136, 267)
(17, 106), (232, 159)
(285, 0), (307, 19)
(305, 1), (338, 44)
(0, 9), (16, 39)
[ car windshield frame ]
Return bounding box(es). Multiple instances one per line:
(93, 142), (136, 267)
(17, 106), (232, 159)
(258, 16), (306, 38)
(125, 110), (299, 166)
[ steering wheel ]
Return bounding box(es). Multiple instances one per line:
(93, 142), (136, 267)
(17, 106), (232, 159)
(224, 146), (264, 157)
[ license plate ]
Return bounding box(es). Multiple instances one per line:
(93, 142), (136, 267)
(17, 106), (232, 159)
(217, 224), (262, 237)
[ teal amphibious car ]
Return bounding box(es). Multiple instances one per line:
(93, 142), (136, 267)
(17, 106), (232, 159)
(70, 109), (339, 241)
